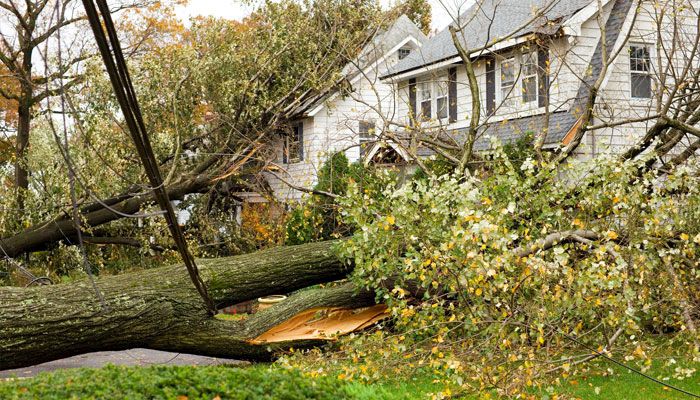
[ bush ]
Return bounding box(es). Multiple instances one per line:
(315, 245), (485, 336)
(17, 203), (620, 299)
(285, 153), (381, 245)
(0, 365), (348, 400)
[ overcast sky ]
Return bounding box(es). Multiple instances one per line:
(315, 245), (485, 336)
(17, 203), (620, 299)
(175, 0), (471, 33)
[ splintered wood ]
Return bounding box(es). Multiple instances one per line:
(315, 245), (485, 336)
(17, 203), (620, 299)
(250, 305), (388, 344)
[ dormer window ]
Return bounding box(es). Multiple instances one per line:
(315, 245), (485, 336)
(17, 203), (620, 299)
(398, 48), (411, 60)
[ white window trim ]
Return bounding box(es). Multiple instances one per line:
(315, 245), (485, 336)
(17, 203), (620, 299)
(417, 75), (450, 123)
(496, 50), (539, 106)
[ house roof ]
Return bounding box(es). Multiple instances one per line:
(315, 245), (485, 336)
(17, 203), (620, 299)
(386, 0), (594, 77)
(288, 15), (427, 118)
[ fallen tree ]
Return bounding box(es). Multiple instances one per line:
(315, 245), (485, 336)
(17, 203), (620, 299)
(0, 240), (375, 371)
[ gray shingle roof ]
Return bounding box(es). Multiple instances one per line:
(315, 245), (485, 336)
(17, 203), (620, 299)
(387, 0), (593, 77)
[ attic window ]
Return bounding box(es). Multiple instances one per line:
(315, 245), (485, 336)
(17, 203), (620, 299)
(398, 48), (411, 60)
(630, 45), (652, 99)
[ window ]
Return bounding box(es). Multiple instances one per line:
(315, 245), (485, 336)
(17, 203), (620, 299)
(435, 79), (449, 120)
(284, 123), (303, 163)
(630, 45), (652, 99)
(398, 48), (411, 60)
(420, 81), (432, 120)
(500, 57), (516, 101)
(521, 51), (538, 103)
(359, 120), (375, 156)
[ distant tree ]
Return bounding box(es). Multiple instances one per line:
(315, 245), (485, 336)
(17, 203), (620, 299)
(390, 0), (432, 34)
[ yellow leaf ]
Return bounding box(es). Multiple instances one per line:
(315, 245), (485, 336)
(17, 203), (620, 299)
(606, 231), (619, 240)
(386, 215), (395, 225)
(475, 288), (483, 296)
(680, 233), (690, 241)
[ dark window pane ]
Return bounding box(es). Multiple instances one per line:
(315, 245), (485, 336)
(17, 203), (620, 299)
(631, 74), (652, 98)
(437, 97), (448, 120)
(285, 124), (303, 163)
(421, 100), (431, 119)
(522, 76), (537, 103)
(398, 48), (411, 60)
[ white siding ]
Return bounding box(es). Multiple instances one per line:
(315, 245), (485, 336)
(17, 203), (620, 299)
(267, 49), (407, 201)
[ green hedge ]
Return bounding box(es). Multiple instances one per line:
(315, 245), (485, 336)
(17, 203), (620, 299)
(0, 365), (350, 400)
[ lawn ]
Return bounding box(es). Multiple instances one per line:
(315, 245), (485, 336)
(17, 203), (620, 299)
(0, 359), (697, 399)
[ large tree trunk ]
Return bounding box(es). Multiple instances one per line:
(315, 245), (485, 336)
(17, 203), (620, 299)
(0, 240), (370, 371)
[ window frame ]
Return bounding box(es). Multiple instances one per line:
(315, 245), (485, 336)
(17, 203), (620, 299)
(419, 81), (432, 120)
(497, 50), (542, 106)
(284, 123), (303, 164)
(435, 78), (449, 120)
(359, 120), (376, 157)
(629, 44), (653, 99)
(499, 56), (517, 103)
(521, 51), (539, 104)
(398, 48), (411, 60)
(417, 75), (451, 122)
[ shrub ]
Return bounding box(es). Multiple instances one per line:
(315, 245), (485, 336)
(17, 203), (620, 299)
(285, 153), (381, 245)
(0, 365), (348, 400)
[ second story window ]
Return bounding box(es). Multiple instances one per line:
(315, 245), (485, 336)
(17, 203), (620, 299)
(398, 48), (411, 60)
(420, 81), (432, 120)
(521, 51), (538, 104)
(359, 120), (375, 156)
(436, 79), (449, 120)
(500, 57), (516, 102)
(284, 123), (303, 164)
(630, 45), (652, 99)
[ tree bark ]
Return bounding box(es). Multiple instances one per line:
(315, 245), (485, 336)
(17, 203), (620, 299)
(14, 78), (32, 210)
(0, 240), (370, 371)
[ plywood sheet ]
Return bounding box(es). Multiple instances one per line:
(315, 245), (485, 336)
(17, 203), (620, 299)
(250, 305), (388, 344)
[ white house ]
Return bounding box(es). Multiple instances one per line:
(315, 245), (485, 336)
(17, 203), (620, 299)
(265, 15), (427, 201)
(380, 0), (700, 161)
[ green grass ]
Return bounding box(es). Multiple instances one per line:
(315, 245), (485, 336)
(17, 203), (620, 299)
(546, 360), (700, 400)
(0, 359), (697, 399)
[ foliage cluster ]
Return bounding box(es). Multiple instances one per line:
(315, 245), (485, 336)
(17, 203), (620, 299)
(285, 153), (381, 245)
(332, 149), (700, 396)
